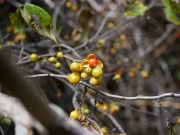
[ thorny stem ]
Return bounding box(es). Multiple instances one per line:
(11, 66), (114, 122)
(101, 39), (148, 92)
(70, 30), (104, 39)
(157, 99), (175, 135)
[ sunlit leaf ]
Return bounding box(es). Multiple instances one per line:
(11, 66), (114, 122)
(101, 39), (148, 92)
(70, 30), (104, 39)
(19, 4), (57, 43)
(124, 6), (148, 17)
(162, 0), (180, 25)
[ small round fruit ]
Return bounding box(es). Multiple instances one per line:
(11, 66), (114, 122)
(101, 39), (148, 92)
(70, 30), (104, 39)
(57, 52), (63, 59)
(81, 72), (88, 79)
(120, 34), (126, 40)
(108, 22), (114, 29)
(178, 118), (180, 126)
(68, 72), (80, 84)
(128, 71), (135, 78)
(17, 34), (26, 40)
(66, 1), (72, 8)
(100, 104), (108, 111)
(29, 53), (38, 62)
(92, 67), (103, 78)
(70, 110), (80, 120)
(48, 57), (56, 63)
(71, 5), (78, 11)
(109, 105), (120, 115)
(89, 77), (99, 86)
(6, 26), (14, 33)
(78, 114), (86, 122)
(54, 62), (61, 69)
(85, 67), (92, 74)
(101, 127), (108, 135)
(70, 62), (80, 72)
(140, 70), (148, 79)
(88, 58), (98, 68)
(113, 74), (121, 80)
(97, 77), (102, 85)
(84, 109), (90, 115)
(13, 29), (19, 35)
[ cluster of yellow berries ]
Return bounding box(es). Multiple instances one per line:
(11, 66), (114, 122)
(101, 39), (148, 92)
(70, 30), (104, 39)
(5, 26), (26, 45)
(96, 102), (120, 115)
(65, 1), (78, 12)
(70, 105), (90, 123)
(29, 52), (63, 69)
(68, 54), (103, 86)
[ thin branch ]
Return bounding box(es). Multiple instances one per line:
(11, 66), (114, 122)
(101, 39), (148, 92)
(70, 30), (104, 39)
(26, 74), (67, 79)
(90, 99), (127, 135)
(79, 81), (180, 100)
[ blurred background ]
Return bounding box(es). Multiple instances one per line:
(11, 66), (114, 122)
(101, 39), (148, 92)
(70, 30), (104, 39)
(1, 0), (180, 135)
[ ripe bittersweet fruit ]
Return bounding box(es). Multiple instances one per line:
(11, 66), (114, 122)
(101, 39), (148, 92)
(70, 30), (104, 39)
(57, 52), (63, 59)
(92, 67), (103, 78)
(70, 110), (80, 120)
(68, 72), (80, 84)
(70, 62), (80, 72)
(29, 53), (38, 62)
(54, 62), (61, 69)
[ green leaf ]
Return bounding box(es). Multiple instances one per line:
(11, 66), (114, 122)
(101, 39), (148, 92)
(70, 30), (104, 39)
(124, 6), (148, 17)
(162, 0), (171, 8)
(164, 8), (180, 25)
(9, 9), (26, 34)
(19, 4), (57, 43)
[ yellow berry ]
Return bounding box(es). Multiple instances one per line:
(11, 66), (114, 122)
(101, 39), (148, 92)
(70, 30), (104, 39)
(13, 29), (19, 35)
(92, 67), (103, 78)
(140, 70), (148, 79)
(120, 34), (126, 40)
(110, 48), (116, 54)
(5, 41), (14, 45)
(138, 3), (144, 8)
(54, 62), (61, 69)
(89, 77), (99, 86)
(101, 127), (108, 135)
(66, 1), (72, 8)
(100, 104), (108, 111)
(70, 110), (80, 120)
(113, 74), (121, 80)
(17, 34), (26, 40)
(71, 5), (78, 11)
(63, 34), (70, 40)
(113, 42), (120, 49)
(108, 22), (115, 29)
(109, 105), (120, 115)
(178, 118), (180, 126)
(95, 102), (100, 107)
(134, 0), (140, 5)
(97, 39), (105, 46)
(56, 52), (63, 59)
(68, 72), (80, 84)
(84, 109), (90, 115)
(81, 72), (88, 79)
(85, 67), (92, 74)
(29, 53), (38, 62)
(48, 57), (56, 63)
(6, 26), (14, 33)
(70, 62), (80, 72)
(41, 58), (47, 62)
(128, 71), (135, 78)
